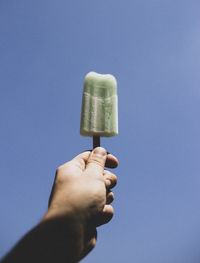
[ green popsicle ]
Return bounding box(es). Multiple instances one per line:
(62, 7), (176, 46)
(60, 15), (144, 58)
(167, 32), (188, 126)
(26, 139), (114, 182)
(80, 72), (118, 147)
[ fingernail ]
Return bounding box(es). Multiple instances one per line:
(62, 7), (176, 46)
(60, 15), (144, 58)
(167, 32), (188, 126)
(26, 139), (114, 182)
(105, 179), (111, 188)
(93, 147), (107, 156)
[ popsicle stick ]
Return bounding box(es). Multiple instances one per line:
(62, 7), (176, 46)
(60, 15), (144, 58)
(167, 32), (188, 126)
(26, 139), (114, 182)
(93, 136), (100, 149)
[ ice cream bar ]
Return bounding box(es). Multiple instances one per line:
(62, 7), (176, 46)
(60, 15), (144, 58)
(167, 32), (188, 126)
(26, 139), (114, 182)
(80, 72), (118, 147)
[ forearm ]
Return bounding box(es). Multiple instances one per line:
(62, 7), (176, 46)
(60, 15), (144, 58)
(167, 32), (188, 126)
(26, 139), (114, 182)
(2, 216), (84, 263)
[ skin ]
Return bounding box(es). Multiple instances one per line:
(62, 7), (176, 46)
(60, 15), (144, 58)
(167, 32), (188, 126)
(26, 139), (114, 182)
(2, 147), (118, 263)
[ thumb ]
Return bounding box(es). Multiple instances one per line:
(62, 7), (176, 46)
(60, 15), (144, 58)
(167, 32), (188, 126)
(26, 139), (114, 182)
(85, 147), (107, 177)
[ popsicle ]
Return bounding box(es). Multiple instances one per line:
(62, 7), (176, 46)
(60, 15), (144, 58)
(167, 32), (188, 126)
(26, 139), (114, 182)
(80, 72), (118, 148)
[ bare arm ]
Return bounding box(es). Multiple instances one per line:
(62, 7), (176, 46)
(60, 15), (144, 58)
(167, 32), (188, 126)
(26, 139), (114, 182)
(2, 147), (118, 263)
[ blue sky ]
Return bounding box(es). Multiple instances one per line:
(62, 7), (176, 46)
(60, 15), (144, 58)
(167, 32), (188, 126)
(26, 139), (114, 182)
(0, 0), (200, 262)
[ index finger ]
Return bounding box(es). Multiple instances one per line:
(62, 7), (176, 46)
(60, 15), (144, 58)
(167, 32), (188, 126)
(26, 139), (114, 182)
(105, 153), (118, 168)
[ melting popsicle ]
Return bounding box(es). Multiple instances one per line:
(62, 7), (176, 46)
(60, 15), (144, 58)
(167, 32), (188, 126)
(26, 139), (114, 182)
(80, 72), (118, 148)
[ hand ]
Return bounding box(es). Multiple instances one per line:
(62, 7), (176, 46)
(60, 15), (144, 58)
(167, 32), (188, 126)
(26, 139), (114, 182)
(2, 147), (118, 263)
(44, 147), (118, 260)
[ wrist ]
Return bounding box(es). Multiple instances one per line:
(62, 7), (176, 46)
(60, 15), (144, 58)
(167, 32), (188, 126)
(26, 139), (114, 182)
(42, 204), (86, 226)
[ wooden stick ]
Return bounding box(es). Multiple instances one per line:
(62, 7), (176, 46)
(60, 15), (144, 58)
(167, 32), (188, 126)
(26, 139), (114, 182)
(93, 136), (100, 149)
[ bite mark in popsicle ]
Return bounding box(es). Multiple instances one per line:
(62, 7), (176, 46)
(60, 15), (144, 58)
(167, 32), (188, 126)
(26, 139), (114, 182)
(80, 72), (118, 148)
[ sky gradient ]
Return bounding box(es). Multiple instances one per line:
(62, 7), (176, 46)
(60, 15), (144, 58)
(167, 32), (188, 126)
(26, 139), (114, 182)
(0, 0), (200, 262)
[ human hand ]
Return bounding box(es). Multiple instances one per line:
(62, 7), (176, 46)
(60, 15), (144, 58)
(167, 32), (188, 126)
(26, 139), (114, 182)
(43, 147), (118, 260)
(1, 147), (118, 263)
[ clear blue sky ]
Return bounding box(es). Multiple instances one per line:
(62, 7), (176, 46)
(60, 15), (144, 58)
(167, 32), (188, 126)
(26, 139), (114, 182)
(0, 0), (200, 262)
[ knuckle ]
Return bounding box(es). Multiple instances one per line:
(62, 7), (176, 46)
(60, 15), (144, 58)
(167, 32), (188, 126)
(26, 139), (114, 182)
(103, 205), (114, 222)
(110, 191), (115, 199)
(73, 158), (85, 170)
(78, 158), (85, 169)
(107, 192), (114, 204)
(105, 171), (117, 187)
(55, 165), (67, 183)
(111, 173), (117, 183)
(88, 155), (105, 168)
(56, 164), (66, 175)
(56, 166), (62, 175)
